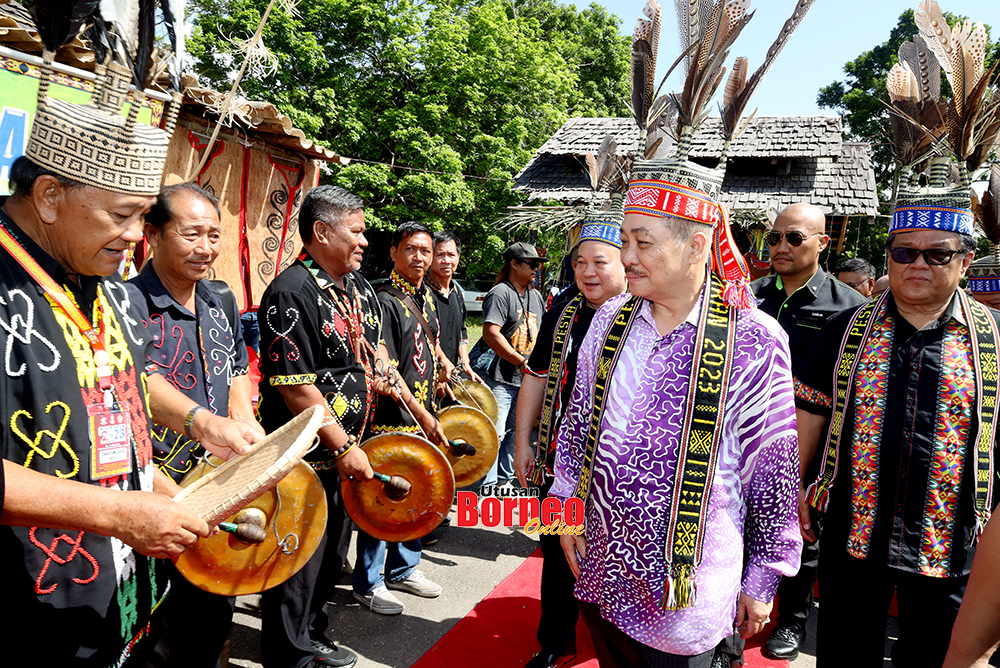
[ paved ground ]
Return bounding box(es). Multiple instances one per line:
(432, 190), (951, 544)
(227, 503), (541, 668)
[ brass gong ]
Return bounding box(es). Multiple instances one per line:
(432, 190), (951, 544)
(173, 459), (327, 595)
(436, 405), (498, 487)
(451, 377), (499, 423)
(343, 433), (455, 542)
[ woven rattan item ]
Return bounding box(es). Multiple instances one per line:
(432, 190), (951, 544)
(174, 404), (325, 525)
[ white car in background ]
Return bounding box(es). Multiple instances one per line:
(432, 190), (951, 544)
(457, 279), (492, 314)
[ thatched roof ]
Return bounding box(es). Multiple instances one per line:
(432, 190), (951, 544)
(515, 116), (878, 217)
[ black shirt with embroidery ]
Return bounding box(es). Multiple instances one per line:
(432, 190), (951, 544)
(257, 253), (381, 462)
(526, 298), (596, 471)
(125, 263), (249, 482)
(425, 275), (468, 366)
(795, 292), (1000, 577)
(370, 271), (439, 434)
(752, 268), (867, 377)
(0, 206), (168, 662)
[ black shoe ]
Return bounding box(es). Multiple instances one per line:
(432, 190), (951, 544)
(311, 637), (357, 667)
(525, 651), (561, 668)
(762, 621), (805, 661)
(440, 516), (452, 526)
(422, 530), (439, 546)
(710, 652), (733, 668)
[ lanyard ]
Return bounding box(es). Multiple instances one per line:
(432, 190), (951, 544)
(0, 223), (113, 392)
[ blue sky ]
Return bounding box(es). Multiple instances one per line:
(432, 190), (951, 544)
(593, 0), (992, 117)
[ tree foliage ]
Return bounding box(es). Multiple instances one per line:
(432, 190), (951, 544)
(188, 0), (630, 277)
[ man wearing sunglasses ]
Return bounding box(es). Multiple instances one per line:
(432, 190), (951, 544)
(794, 182), (999, 667)
(833, 257), (877, 298)
(751, 203), (868, 662)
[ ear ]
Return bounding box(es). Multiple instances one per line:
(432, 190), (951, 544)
(688, 228), (711, 265)
(312, 220), (327, 244)
(31, 175), (64, 225)
(818, 234), (831, 252)
(390, 245), (398, 263)
(143, 222), (159, 246)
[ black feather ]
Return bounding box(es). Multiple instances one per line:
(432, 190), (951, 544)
(159, 0), (182, 90)
(135, 0), (157, 88)
(84, 13), (110, 66)
(32, 0), (100, 53)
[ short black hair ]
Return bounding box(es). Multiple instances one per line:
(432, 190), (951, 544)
(886, 232), (977, 255)
(393, 220), (433, 248)
(433, 230), (461, 255)
(299, 185), (365, 245)
(833, 257), (875, 280)
(145, 183), (221, 231)
(8, 156), (84, 198)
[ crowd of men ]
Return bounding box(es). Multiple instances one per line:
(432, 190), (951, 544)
(3, 60), (1000, 668)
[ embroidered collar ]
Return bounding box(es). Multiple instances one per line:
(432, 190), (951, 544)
(424, 273), (448, 295)
(135, 262), (221, 317)
(390, 269), (420, 296)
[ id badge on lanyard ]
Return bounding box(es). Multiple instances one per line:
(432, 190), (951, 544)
(87, 345), (133, 480)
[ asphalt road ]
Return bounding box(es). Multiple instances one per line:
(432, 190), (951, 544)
(226, 503), (541, 668)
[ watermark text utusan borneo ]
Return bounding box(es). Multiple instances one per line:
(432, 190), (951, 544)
(457, 485), (584, 535)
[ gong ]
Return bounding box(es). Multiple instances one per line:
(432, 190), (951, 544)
(451, 377), (499, 424)
(436, 405), (498, 487)
(174, 459), (327, 595)
(343, 433), (455, 542)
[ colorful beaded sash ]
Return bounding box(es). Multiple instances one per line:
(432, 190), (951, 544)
(806, 290), (999, 573)
(529, 293), (582, 485)
(575, 274), (737, 610)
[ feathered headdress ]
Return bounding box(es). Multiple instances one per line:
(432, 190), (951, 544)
(624, 0), (815, 311)
(575, 135), (630, 249)
(887, 2), (996, 239)
(969, 165), (1000, 294)
(914, 1), (1000, 187)
(887, 35), (948, 179)
(25, 0), (185, 195)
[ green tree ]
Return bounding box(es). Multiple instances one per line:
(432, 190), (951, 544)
(187, 0), (630, 277)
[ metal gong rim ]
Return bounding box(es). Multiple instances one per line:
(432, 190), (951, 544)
(343, 433), (455, 542)
(173, 460), (327, 596)
(452, 378), (498, 424)
(436, 405), (499, 487)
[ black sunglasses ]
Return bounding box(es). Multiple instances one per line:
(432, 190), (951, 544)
(887, 246), (966, 266)
(519, 260), (542, 269)
(765, 231), (821, 247)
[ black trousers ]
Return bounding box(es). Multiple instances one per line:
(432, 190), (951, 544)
(579, 602), (714, 668)
(775, 509), (822, 626)
(816, 549), (967, 668)
(261, 468), (353, 668)
(150, 563), (236, 668)
(534, 479), (579, 655)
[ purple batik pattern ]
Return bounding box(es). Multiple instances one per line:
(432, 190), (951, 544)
(552, 290), (802, 655)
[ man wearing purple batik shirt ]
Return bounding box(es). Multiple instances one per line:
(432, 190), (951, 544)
(551, 161), (802, 667)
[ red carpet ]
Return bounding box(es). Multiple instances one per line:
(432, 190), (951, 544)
(412, 548), (788, 668)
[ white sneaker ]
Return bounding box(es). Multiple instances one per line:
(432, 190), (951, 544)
(353, 585), (404, 615)
(386, 569), (443, 598)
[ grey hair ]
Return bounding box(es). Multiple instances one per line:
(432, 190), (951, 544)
(299, 185), (365, 244)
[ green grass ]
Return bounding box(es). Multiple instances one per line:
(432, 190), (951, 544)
(467, 315), (483, 347)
